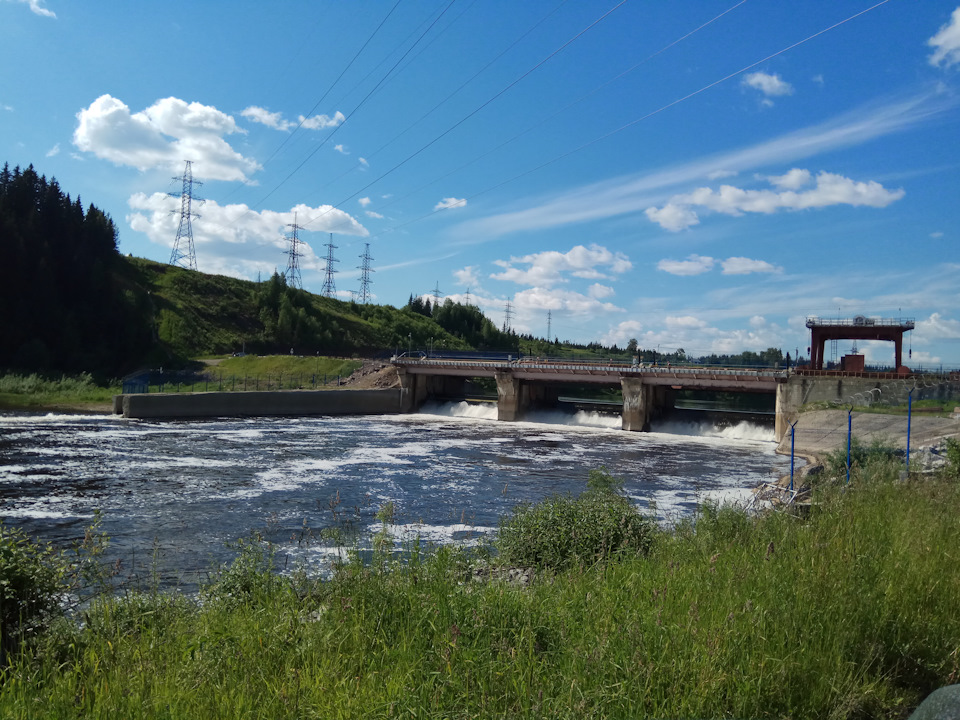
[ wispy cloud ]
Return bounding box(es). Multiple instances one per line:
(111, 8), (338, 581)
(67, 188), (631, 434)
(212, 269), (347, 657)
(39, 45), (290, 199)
(6, 0), (55, 18)
(450, 91), (955, 240)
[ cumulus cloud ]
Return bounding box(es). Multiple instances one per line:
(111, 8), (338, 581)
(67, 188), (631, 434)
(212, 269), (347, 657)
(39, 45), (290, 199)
(914, 312), (960, 342)
(644, 203), (699, 232)
(334, 144), (349, 155)
(358, 197), (372, 207)
(74, 95), (261, 182)
(767, 168), (811, 190)
(929, 7), (960, 68)
(512, 287), (624, 318)
(657, 255), (715, 276)
(645, 170), (904, 231)
(721, 257), (783, 275)
(126, 192), (367, 279)
(491, 244), (632, 287)
(240, 106), (345, 132)
(7, 0), (55, 18)
(742, 71), (794, 103)
(365, 210), (384, 219)
(601, 320), (644, 347)
(434, 197), (467, 211)
(454, 265), (481, 288)
(588, 283), (615, 299)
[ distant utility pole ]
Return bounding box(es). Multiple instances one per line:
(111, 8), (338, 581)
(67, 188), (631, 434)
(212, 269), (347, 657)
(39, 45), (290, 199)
(357, 243), (374, 303)
(464, 287), (472, 306)
(432, 281), (444, 308)
(169, 161), (203, 271)
(546, 309), (552, 341)
(321, 233), (339, 298)
(284, 212), (304, 290)
(502, 299), (513, 332)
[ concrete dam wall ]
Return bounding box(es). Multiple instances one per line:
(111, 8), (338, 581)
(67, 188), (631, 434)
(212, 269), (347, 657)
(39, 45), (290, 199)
(116, 389), (402, 420)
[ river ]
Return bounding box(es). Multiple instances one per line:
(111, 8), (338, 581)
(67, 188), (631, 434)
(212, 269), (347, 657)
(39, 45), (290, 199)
(0, 402), (790, 589)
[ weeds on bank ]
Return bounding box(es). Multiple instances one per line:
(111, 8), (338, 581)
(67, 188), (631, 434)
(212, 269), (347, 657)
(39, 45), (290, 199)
(2, 462), (960, 718)
(0, 372), (118, 409)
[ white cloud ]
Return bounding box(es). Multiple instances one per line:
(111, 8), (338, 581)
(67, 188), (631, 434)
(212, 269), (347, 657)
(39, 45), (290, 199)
(645, 170), (904, 231)
(707, 169), (737, 180)
(721, 257), (783, 275)
(358, 197), (372, 207)
(334, 144), (349, 155)
(454, 266), (481, 289)
(2, 104), (12, 112)
(512, 287), (624, 318)
(6, 0), (55, 18)
(914, 312), (960, 342)
(931, 231), (944, 238)
(588, 283), (614, 299)
(767, 168), (811, 190)
(126, 192), (367, 279)
(742, 71), (794, 100)
(434, 197), (467, 211)
(365, 210), (384, 219)
(601, 320), (644, 347)
(644, 203), (699, 232)
(240, 106), (293, 131)
(241, 107), (345, 132)
(74, 95), (260, 182)
(657, 254), (715, 276)
(299, 111), (345, 130)
(929, 7), (960, 68)
(45, 143), (60, 157)
(491, 244), (632, 287)
(359, 158), (369, 167)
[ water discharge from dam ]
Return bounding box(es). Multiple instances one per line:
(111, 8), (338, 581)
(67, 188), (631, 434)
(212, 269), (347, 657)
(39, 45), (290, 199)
(0, 405), (789, 589)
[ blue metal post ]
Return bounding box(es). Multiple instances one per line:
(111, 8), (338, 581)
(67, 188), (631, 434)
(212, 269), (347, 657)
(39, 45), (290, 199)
(847, 409), (852, 484)
(790, 421), (797, 492)
(906, 388), (913, 473)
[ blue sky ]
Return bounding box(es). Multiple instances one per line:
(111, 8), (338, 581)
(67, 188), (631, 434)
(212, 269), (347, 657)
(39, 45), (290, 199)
(3, 0), (960, 367)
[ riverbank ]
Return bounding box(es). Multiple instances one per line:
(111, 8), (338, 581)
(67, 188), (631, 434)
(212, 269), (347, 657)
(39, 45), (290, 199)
(2, 464), (958, 718)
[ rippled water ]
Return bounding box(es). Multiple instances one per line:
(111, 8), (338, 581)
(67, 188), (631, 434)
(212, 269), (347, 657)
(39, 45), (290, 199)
(0, 402), (790, 587)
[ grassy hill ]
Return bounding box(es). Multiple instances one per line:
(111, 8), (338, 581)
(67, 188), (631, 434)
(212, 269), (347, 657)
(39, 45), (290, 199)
(121, 257), (503, 369)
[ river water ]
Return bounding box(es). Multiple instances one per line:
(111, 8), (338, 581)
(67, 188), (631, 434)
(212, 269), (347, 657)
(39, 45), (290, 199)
(0, 402), (789, 588)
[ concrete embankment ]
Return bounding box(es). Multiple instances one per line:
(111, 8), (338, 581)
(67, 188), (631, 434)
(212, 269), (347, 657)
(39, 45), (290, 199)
(115, 388), (401, 419)
(776, 408), (959, 462)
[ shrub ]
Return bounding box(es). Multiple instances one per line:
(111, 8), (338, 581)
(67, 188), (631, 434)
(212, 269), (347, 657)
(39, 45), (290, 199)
(0, 525), (68, 660)
(496, 469), (654, 572)
(201, 535), (284, 608)
(824, 436), (900, 481)
(944, 438), (960, 478)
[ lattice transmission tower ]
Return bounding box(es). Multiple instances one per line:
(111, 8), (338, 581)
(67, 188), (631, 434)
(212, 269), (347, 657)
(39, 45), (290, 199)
(169, 161), (203, 271)
(321, 233), (339, 298)
(357, 243), (374, 303)
(284, 213), (304, 289)
(432, 281), (444, 308)
(502, 300), (513, 332)
(546, 309), (552, 341)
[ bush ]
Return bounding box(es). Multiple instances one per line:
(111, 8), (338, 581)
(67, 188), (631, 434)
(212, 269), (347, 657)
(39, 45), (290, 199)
(201, 535), (284, 609)
(944, 438), (960, 478)
(0, 525), (68, 660)
(496, 469), (654, 571)
(824, 436), (900, 481)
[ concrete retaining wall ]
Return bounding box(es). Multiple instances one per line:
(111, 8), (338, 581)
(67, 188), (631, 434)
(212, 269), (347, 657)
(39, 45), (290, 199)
(118, 389), (402, 420)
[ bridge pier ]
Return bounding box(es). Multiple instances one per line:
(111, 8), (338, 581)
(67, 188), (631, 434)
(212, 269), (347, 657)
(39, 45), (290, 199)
(621, 377), (651, 431)
(495, 371), (521, 421)
(398, 368), (467, 412)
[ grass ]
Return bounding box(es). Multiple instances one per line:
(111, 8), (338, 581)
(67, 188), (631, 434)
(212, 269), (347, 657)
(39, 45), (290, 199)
(0, 373), (118, 412)
(2, 461), (959, 718)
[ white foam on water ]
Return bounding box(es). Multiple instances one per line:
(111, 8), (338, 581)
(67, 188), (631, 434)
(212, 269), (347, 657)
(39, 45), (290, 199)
(367, 521), (496, 546)
(651, 419), (775, 444)
(0, 413), (117, 425)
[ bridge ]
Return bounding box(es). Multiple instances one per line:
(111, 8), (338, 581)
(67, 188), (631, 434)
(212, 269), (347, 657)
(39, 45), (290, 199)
(392, 356), (933, 443)
(394, 356), (788, 434)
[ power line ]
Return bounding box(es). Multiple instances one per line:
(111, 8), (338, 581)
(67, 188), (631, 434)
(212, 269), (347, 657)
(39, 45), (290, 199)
(169, 161), (203, 271)
(360, 0), (896, 242)
(298, 0), (628, 233)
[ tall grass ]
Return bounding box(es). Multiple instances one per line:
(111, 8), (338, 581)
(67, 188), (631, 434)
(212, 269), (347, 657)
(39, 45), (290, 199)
(0, 372), (118, 410)
(2, 470), (959, 718)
